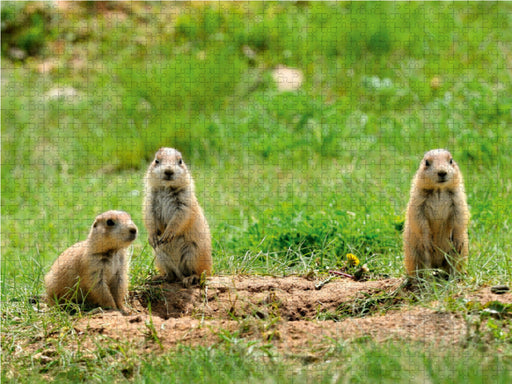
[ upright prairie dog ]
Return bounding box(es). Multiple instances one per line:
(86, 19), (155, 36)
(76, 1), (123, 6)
(45, 210), (138, 312)
(143, 147), (212, 287)
(403, 149), (469, 276)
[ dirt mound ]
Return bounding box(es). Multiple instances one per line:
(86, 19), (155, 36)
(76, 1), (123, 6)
(65, 276), (511, 355)
(130, 275), (402, 321)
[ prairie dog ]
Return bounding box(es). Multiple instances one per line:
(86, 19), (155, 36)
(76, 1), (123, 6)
(143, 147), (212, 287)
(45, 210), (137, 312)
(403, 149), (469, 276)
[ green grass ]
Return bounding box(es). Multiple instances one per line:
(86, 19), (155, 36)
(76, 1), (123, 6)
(3, 336), (511, 383)
(2, 1), (512, 382)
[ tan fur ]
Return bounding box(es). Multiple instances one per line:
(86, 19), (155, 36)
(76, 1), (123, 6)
(143, 148), (212, 287)
(45, 211), (137, 312)
(403, 149), (469, 276)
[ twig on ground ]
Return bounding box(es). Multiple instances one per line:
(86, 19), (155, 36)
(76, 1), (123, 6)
(329, 270), (355, 279)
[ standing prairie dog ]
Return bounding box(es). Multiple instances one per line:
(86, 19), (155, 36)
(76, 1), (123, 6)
(403, 149), (469, 277)
(45, 210), (137, 312)
(143, 148), (212, 287)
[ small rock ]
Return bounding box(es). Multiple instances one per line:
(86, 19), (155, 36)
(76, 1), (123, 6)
(242, 45), (257, 63)
(44, 87), (80, 101)
(8, 48), (27, 61)
(33, 352), (53, 364)
(490, 285), (510, 294)
(272, 65), (303, 92)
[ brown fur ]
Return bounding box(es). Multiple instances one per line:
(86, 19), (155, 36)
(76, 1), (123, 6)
(143, 147), (212, 287)
(403, 149), (469, 276)
(45, 210), (137, 312)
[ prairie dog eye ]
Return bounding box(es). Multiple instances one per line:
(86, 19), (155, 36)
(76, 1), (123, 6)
(449, 158), (453, 165)
(106, 219), (115, 227)
(425, 160), (430, 167)
(178, 158), (183, 165)
(154, 159), (160, 165)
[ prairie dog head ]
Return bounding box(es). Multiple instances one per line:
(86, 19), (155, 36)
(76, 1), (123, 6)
(146, 147), (191, 189)
(415, 149), (461, 190)
(88, 210), (138, 253)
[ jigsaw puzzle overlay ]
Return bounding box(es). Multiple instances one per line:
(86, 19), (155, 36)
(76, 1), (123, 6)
(2, 2), (511, 382)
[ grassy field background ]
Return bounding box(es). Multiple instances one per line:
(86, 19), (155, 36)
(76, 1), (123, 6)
(2, 2), (511, 382)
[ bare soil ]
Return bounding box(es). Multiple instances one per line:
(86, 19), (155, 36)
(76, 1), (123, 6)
(26, 276), (512, 360)
(65, 276), (511, 354)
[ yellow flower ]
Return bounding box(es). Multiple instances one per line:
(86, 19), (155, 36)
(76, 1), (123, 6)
(346, 253), (360, 266)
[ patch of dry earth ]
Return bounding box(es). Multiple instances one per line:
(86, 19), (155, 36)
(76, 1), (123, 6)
(62, 276), (511, 355)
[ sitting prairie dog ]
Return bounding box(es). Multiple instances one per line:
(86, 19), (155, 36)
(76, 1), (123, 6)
(143, 147), (212, 287)
(403, 149), (469, 277)
(45, 210), (137, 312)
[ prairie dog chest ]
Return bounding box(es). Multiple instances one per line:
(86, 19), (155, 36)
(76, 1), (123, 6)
(90, 251), (124, 277)
(423, 190), (455, 224)
(151, 188), (188, 224)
